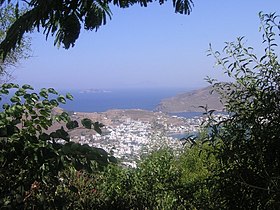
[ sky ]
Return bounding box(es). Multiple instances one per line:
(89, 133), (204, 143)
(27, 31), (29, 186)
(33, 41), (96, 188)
(11, 0), (280, 90)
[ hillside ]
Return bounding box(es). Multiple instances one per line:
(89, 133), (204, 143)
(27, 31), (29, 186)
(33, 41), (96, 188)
(155, 86), (224, 113)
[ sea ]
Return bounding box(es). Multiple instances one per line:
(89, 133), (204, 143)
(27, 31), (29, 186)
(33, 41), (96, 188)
(0, 87), (206, 118)
(59, 88), (205, 118)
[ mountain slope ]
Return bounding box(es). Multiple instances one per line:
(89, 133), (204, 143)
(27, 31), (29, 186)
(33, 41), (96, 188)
(155, 86), (224, 113)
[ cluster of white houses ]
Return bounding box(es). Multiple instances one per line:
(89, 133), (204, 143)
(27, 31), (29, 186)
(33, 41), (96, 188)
(71, 113), (227, 167)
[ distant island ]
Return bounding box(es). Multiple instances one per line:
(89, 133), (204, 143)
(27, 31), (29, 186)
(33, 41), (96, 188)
(155, 85), (224, 113)
(79, 88), (112, 94)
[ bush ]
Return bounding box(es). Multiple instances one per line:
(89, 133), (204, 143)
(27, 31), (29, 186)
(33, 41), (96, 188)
(87, 143), (216, 210)
(0, 83), (113, 209)
(205, 13), (280, 209)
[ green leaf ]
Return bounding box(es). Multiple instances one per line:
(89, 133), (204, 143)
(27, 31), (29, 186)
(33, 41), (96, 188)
(0, 89), (9, 95)
(39, 88), (48, 98)
(48, 88), (58, 95)
(50, 131), (59, 139)
(30, 93), (39, 102)
(94, 147), (108, 157)
(109, 156), (118, 163)
(2, 103), (10, 109)
(1, 83), (9, 89)
(39, 133), (51, 141)
(66, 120), (79, 129)
(35, 103), (44, 109)
(59, 112), (70, 122)
(42, 99), (51, 106)
(79, 144), (91, 153)
(0, 112), (6, 119)
(39, 109), (50, 117)
(15, 88), (26, 96)
(66, 93), (73, 100)
(22, 84), (34, 90)
(50, 99), (59, 107)
(2, 83), (19, 89)
(55, 127), (70, 141)
(10, 96), (21, 103)
(23, 93), (31, 100)
(57, 95), (66, 104)
(81, 118), (92, 129)
(93, 122), (104, 134)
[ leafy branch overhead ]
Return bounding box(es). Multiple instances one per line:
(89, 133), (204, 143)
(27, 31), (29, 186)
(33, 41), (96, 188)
(0, 0), (193, 58)
(0, 3), (31, 78)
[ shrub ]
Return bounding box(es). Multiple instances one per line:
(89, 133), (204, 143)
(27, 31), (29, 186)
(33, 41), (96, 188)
(0, 83), (113, 208)
(205, 13), (280, 209)
(88, 144), (216, 209)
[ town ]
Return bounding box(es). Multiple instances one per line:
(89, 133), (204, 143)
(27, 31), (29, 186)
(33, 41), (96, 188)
(68, 109), (228, 167)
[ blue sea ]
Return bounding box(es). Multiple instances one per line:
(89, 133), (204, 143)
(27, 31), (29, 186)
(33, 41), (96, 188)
(60, 88), (189, 113)
(0, 87), (206, 118)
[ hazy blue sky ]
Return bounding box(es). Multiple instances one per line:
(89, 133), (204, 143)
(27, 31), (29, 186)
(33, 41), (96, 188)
(12, 0), (280, 90)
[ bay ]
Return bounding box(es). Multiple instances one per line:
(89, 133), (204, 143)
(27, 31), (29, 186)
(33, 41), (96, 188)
(60, 88), (189, 112)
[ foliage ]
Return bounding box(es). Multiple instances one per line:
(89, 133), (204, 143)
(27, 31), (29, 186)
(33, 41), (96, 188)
(52, 168), (102, 209)
(177, 140), (218, 209)
(0, 3), (31, 81)
(0, 0), (193, 58)
(0, 83), (114, 208)
(205, 12), (280, 209)
(67, 143), (216, 210)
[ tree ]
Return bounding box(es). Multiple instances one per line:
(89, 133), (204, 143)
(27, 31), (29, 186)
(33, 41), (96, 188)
(205, 12), (280, 209)
(0, 0), (193, 58)
(0, 0), (195, 208)
(83, 145), (216, 209)
(0, 83), (115, 208)
(0, 3), (31, 81)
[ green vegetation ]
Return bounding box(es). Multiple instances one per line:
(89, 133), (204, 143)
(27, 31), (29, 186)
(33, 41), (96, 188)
(0, 0), (280, 208)
(205, 12), (280, 209)
(0, 3), (31, 81)
(0, 84), (115, 208)
(0, 0), (193, 58)
(48, 143), (217, 209)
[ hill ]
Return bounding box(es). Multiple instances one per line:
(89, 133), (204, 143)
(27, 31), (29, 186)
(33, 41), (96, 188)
(155, 85), (224, 113)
